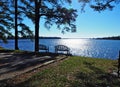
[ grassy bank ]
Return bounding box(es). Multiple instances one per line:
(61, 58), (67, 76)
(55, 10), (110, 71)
(15, 56), (119, 87)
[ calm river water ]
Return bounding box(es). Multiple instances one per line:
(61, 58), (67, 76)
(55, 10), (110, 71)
(0, 39), (120, 60)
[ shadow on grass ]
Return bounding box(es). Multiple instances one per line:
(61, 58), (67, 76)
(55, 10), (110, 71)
(0, 51), (70, 87)
(0, 52), (54, 75)
(1, 56), (119, 87)
(0, 52), (57, 83)
(70, 61), (120, 87)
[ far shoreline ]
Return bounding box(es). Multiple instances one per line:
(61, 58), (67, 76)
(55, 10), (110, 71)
(6, 36), (120, 40)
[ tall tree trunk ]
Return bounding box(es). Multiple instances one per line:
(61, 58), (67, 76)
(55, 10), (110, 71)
(15, 0), (19, 50)
(35, 0), (40, 52)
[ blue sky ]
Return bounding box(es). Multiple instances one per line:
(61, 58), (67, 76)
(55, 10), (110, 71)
(25, 1), (120, 38)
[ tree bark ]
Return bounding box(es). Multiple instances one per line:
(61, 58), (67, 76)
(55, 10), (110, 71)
(35, 0), (40, 52)
(15, 0), (19, 50)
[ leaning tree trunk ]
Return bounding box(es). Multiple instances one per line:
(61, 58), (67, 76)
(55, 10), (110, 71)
(15, 0), (19, 50)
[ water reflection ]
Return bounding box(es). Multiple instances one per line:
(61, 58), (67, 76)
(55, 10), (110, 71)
(0, 39), (120, 59)
(58, 39), (91, 56)
(58, 39), (120, 59)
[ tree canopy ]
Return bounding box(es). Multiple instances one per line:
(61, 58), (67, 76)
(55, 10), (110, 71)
(20, 0), (77, 33)
(0, 0), (34, 43)
(78, 0), (120, 12)
(0, 1), (14, 43)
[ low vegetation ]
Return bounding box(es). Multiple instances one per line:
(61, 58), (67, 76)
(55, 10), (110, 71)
(0, 46), (4, 50)
(0, 47), (28, 53)
(15, 56), (120, 87)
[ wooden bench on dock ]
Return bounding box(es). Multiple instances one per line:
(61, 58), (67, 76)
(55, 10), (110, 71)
(39, 44), (49, 52)
(55, 45), (70, 54)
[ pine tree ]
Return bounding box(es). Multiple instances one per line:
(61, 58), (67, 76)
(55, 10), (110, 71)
(20, 0), (77, 52)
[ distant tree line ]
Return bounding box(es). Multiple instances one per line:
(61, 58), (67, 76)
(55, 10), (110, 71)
(39, 37), (61, 39)
(7, 36), (61, 39)
(96, 36), (120, 40)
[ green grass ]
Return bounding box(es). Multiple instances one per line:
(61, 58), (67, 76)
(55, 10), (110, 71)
(20, 56), (120, 87)
(0, 47), (30, 53)
(0, 46), (5, 50)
